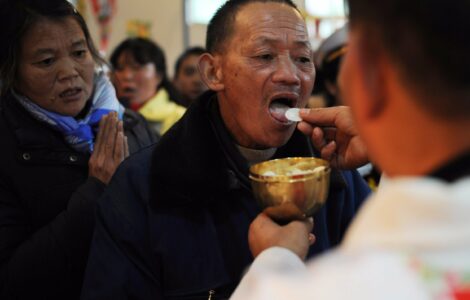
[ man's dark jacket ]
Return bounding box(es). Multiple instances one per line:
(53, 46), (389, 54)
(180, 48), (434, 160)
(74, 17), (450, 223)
(81, 91), (370, 300)
(0, 92), (157, 300)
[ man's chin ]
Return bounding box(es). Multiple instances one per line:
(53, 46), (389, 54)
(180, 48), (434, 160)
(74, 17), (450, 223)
(254, 130), (295, 149)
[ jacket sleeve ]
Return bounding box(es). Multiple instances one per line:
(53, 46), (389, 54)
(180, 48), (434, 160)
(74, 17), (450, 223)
(0, 176), (106, 298)
(80, 163), (161, 300)
(230, 248), (426, 300)
(123, 109), (159, 154)
(333, 169), (370, 239)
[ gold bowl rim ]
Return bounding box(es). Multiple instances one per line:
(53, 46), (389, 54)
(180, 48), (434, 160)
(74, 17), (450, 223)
(249, 157), (330, 183)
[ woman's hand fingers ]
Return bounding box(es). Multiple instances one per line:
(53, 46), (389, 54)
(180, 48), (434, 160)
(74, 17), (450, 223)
(105, 112), (118, 153)
(123, 136), (129, 158)
(113, 121), (125, 162)
(93, 114), (108, 154)
(89, 112), (127, 185)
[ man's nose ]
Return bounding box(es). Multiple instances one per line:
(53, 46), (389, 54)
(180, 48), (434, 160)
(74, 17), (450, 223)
(118, 67), (134, 80)
(57, 58), (79, 82)
(272, 56), (301, 86)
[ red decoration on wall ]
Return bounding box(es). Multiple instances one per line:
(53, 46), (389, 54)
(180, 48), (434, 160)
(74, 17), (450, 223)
(314, 18), (322, 38)
(90, 0), (117, 52)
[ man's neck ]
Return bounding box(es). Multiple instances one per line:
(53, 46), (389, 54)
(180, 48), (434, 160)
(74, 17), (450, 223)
(236, 144), (276, 166)
(363, 71), (470, 178)
(382, 115), (470, 177)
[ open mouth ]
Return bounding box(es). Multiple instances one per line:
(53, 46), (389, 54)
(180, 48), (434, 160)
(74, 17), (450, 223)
(60, 87), (82, 98)
(268, 95), (298, 124)
(122, 86), (137, 95)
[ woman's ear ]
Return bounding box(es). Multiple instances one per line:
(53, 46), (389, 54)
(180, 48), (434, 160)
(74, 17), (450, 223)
(198, 53), (224, 91)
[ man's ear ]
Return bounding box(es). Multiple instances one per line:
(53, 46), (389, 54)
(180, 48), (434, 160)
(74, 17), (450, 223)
(198, 53), (224, 91)
(356, 31), (388, 120)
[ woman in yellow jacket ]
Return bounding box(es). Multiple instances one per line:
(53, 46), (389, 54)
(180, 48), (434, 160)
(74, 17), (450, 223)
(110, 38), (186, 135)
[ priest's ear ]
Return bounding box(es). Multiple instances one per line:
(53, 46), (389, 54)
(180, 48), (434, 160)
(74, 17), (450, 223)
(198, 53), (224, 91)
(345, 29), (388, 121)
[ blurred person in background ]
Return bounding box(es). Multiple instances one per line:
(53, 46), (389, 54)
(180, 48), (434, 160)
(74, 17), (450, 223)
(232, 0), (470, 298)
(81, 0), (370, 299)
(0, 0), (155, 299)
(173, 46), (208, 107)
(312, 25), (349, 108)
(110, 37), (186, 136)
(313, 24), (381, 189)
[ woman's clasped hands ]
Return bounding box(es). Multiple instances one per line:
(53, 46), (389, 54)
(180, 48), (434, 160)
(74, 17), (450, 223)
(88, 112), (129, 184)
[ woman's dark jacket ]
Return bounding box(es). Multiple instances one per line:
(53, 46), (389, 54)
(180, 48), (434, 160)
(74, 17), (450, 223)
(81, 91), (370, 300)
(0, 92), (157, 300)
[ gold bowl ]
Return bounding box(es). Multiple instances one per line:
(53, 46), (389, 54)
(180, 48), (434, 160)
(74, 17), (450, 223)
(249, 157), (331, 217)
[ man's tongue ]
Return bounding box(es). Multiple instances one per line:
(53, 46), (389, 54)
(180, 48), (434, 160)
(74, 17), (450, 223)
(269, 101), (290, 123)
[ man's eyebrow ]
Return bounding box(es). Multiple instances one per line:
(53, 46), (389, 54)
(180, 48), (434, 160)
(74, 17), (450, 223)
(71, 39), (87, 48)
(293, 40), (312, 49)
(251, 37), (312, 48)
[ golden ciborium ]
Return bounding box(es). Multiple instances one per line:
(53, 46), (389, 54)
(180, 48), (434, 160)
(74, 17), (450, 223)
(249, 157), (331, 222)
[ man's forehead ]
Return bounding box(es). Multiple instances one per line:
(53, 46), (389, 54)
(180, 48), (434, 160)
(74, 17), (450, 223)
(233, 2), (307, 39)
(237, 1), (300, 16)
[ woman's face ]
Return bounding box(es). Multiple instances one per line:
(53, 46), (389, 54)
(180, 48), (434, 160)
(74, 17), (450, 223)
(112, 51), (162, 106)
(15, 17), (95, 117)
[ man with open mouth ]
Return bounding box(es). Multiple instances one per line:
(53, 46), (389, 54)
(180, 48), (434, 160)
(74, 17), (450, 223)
(81, 1), (371, 299)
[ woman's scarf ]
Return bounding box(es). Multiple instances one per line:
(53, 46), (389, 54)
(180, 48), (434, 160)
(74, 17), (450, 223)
(13, 71), (124, 153)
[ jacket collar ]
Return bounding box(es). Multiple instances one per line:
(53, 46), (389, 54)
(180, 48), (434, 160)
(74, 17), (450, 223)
(149, 91), (235, 208)
(1, 92), (91, 166)
(138, 88), (185, 122)
(2, 92), (72, 151)
(149, 91), (347, 208)
(428, 150), (470, 182)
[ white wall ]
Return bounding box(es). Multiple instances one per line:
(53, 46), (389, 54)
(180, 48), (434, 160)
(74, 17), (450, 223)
(84, 0), (185, 77)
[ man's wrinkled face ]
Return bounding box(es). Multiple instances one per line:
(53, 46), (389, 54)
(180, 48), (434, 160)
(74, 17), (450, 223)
(216, 2), (315, 149)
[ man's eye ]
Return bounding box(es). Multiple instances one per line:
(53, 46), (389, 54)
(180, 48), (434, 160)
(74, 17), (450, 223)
(298, 56), (312, 64)
(73, 50), (87, 58)
(257, 54), (274, 61)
